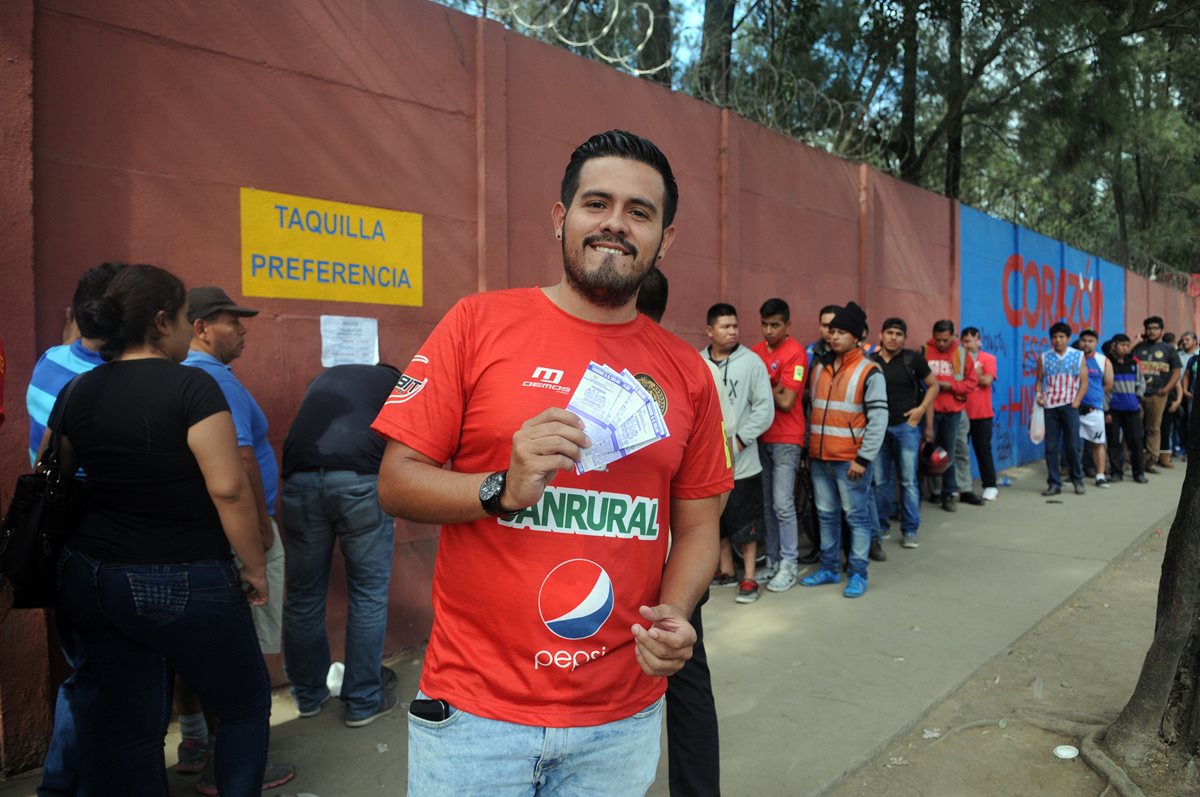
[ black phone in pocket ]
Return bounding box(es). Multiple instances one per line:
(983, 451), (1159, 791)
(409, 698), (451, 722)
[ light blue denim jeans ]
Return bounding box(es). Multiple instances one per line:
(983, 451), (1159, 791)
(811, 459), (873, 578)
(407, 692), (663, 796)
(281, 470), (394, 721)
(759, 443), (802, 562)
(874, 422), (922, 537)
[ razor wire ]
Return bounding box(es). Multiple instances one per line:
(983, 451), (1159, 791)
(456, 0), (903, 166)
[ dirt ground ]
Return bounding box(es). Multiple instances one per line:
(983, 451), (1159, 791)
(825, 522), (1169, 797)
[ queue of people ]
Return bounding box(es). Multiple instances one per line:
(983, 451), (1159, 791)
(1, 128), (1193, 797)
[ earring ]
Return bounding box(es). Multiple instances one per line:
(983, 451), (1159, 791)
(556, 231), (562, 239)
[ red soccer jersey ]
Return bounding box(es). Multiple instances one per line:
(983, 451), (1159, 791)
(372, 288), (731, 727)
(966, 351), (997, 420)
(751, 337), (808, 444)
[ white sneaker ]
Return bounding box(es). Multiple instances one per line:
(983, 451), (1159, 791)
(766, 560), (798, 592)
(757, 558), (779, 582)
(982, 487), (998, 501)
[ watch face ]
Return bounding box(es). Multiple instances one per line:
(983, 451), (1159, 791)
(480, 472), (504, 502)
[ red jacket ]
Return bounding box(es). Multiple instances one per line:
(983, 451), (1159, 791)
(924, 338), (977, 414)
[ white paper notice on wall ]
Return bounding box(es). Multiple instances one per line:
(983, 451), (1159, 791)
(320, 315), (379, 367)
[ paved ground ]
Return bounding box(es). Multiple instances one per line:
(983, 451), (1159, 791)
(0, 461), (1183, 796)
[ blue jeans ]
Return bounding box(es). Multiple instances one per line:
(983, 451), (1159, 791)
(57, 548), (270, 796)
(759, 443), (802, 562)
(932, 411), (960, 497)
(281, 470), (394, 720)
(1044, 405), (1083, 487)
(38, 611), (82, 797)
(874, 422), (922, 537)
(407, 692), (663, 795)
(811, 460), (873, 577)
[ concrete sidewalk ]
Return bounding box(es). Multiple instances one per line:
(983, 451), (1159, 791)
(0, 462), (1183, 796)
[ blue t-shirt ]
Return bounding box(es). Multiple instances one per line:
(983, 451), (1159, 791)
(1082, 353), (1105, 410)
(27, 340), (105, 464)
(183, 350), (278, 514)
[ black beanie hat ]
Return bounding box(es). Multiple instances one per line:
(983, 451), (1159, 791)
(829, 301), (868, 340)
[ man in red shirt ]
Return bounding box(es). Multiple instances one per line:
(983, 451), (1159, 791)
(372, 131), (731, 794)
(752, 298), (810, 591)
(961, 327), (999, 501)
(924, 320), (978, 511)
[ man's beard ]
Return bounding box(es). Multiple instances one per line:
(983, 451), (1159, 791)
(562, 232), (660, 310)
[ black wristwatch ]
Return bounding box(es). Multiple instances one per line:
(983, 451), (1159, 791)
(479, 470), (517, 519)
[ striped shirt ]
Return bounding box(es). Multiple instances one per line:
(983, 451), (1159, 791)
(1041, 348), (1084, 408)
(26, 340), (104, 464)
(1109, 356), (1143, 412)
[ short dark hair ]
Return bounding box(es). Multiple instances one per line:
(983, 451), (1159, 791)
(932, 319), (955, 335)
(961, 326), (980, 338)
(1144, 316), (1164, 329)
(707, 302), (737, 326)
(1111, 333), (1131, 343)
(760, 298), (790, 321)
(561, 130), (678, 226)
(1163, 332), (1176, 344)
(1049, 321), (1072, 337)
(819, 304), (841, 319)
(881, 317), (907, 334)
(1079, 329), (1098, 340)
(76, 264), (186, 361)
(73, 262), (127, 339)
(636, 267), (668, 323)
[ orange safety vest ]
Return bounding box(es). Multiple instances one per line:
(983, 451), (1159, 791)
(808, 347), (878, 462)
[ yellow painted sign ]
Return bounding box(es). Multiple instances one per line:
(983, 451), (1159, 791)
(240, 188), (422, 306)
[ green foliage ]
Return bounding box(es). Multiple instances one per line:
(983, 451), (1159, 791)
(438, 0), (1200, 274)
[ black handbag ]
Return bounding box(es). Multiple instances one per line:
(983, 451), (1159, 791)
(0, 376), (83, 608)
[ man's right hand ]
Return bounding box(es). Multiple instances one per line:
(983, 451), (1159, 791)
(240, 567), (268, 606)
(505, 408), (590, 511)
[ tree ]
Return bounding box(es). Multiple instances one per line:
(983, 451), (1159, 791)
(1100, 416), (1200, 794)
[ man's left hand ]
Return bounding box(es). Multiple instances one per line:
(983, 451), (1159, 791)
(631, 604), (696, 677)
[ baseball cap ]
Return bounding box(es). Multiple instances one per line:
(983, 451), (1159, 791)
(187, 287), (259, 323)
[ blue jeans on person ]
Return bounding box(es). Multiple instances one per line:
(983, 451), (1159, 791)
(932, 411), (960, 497)
(811, 460), (873, 578)
(874, 422), (922, 537)
(759, 443), (802, 562)
(407, 691), (663, 795)
(37, 612), (83, 797)
(1044, 405), (1083, 487)
(867, 480), (882, 542)
(56, 548), (270, 796)
(281, 470), (394, 721)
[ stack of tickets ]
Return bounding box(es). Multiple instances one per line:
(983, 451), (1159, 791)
(566, 362), (670, 474)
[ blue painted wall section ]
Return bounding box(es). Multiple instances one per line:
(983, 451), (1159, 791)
(959, 206), (1126, 472)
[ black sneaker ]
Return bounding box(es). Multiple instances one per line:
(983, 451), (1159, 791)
(941, 496), (958, 512)
(381, 665), (398, 691)
(711, 571), (738, 587)
(960, 492), (985, 506)
(868, 539), (887, 562)
(1133, 474), (1149, 483)
(1041, 486), (1061, 496)
(345, 690), (400, 728)
(735, 579), (760, 604)
(1073, 481), (1086, 495)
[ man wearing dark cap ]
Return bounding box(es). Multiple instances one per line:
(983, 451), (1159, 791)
(800, 302), (888, 598)
(183, 287), (293, 791)
(870, 318), (938, 549)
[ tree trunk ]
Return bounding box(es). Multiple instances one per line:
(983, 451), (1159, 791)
(639, 0), (673, 87)
(1111, 150), (1131, 266)
(944, 0), (963, 198)
(897, 0), (919, 181)
(1104, 417), (1200, 788)
(698, 0), (736, 106)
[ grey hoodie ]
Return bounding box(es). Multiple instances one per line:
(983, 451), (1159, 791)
(701, 343), (774, 479)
